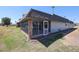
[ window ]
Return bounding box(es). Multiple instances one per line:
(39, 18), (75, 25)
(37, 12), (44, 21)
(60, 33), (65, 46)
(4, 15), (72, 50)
(21, 22), (28, 33)
(32, 21), (39, 35)
(32, 21), (43, 36)
(44, 22), (48, 28)
(39, 22), (43, 34)
(65, 23), (67, 26)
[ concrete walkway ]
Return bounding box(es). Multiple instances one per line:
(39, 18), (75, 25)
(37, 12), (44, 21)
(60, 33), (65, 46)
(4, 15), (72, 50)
(63, 26), (79, 46)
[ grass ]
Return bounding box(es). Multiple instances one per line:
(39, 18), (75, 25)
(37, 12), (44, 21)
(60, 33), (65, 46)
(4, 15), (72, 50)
(0, 26), (28, 51)
(0, 26), (79, 51)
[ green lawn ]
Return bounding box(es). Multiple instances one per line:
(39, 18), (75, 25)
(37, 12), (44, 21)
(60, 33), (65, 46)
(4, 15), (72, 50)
(0, 26), (79, 52)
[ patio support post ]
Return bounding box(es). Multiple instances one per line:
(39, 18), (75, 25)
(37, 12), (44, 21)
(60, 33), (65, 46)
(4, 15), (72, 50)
(28, 19), (32, 38)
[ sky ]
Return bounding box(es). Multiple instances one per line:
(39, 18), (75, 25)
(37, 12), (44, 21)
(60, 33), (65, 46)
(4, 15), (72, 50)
(0, 6), (79, 24)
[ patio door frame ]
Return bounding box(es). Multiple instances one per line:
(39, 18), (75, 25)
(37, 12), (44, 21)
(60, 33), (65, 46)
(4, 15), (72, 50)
(43, 20), (49, 35)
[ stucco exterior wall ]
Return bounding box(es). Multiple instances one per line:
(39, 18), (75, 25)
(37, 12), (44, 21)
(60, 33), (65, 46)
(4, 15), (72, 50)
(51, 21), (75, 33)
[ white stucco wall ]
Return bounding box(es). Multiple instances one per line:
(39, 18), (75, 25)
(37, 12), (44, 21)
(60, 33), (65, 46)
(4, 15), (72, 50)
(51, 21), (75, 33)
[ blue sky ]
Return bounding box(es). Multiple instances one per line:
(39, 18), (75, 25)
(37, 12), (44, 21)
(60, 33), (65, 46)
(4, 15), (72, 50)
(0, 6), (79, 24)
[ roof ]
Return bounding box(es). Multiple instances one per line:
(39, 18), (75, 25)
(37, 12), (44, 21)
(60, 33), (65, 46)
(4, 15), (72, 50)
(20, 9), (74, 24)
(52, 14), (74, 23)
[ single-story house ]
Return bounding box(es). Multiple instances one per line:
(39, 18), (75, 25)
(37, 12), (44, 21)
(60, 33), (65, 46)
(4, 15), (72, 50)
(18, 9), (75, 38)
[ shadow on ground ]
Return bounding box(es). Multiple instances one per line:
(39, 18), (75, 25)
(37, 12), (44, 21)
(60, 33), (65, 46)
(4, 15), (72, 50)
(32, 28), (77, 47)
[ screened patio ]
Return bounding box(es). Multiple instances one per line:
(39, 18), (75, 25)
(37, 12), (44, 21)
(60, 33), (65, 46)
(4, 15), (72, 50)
(32, 21), (43, 36)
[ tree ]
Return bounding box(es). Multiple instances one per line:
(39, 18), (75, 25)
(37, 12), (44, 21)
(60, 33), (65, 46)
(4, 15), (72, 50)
(1, 17), (11, 26)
